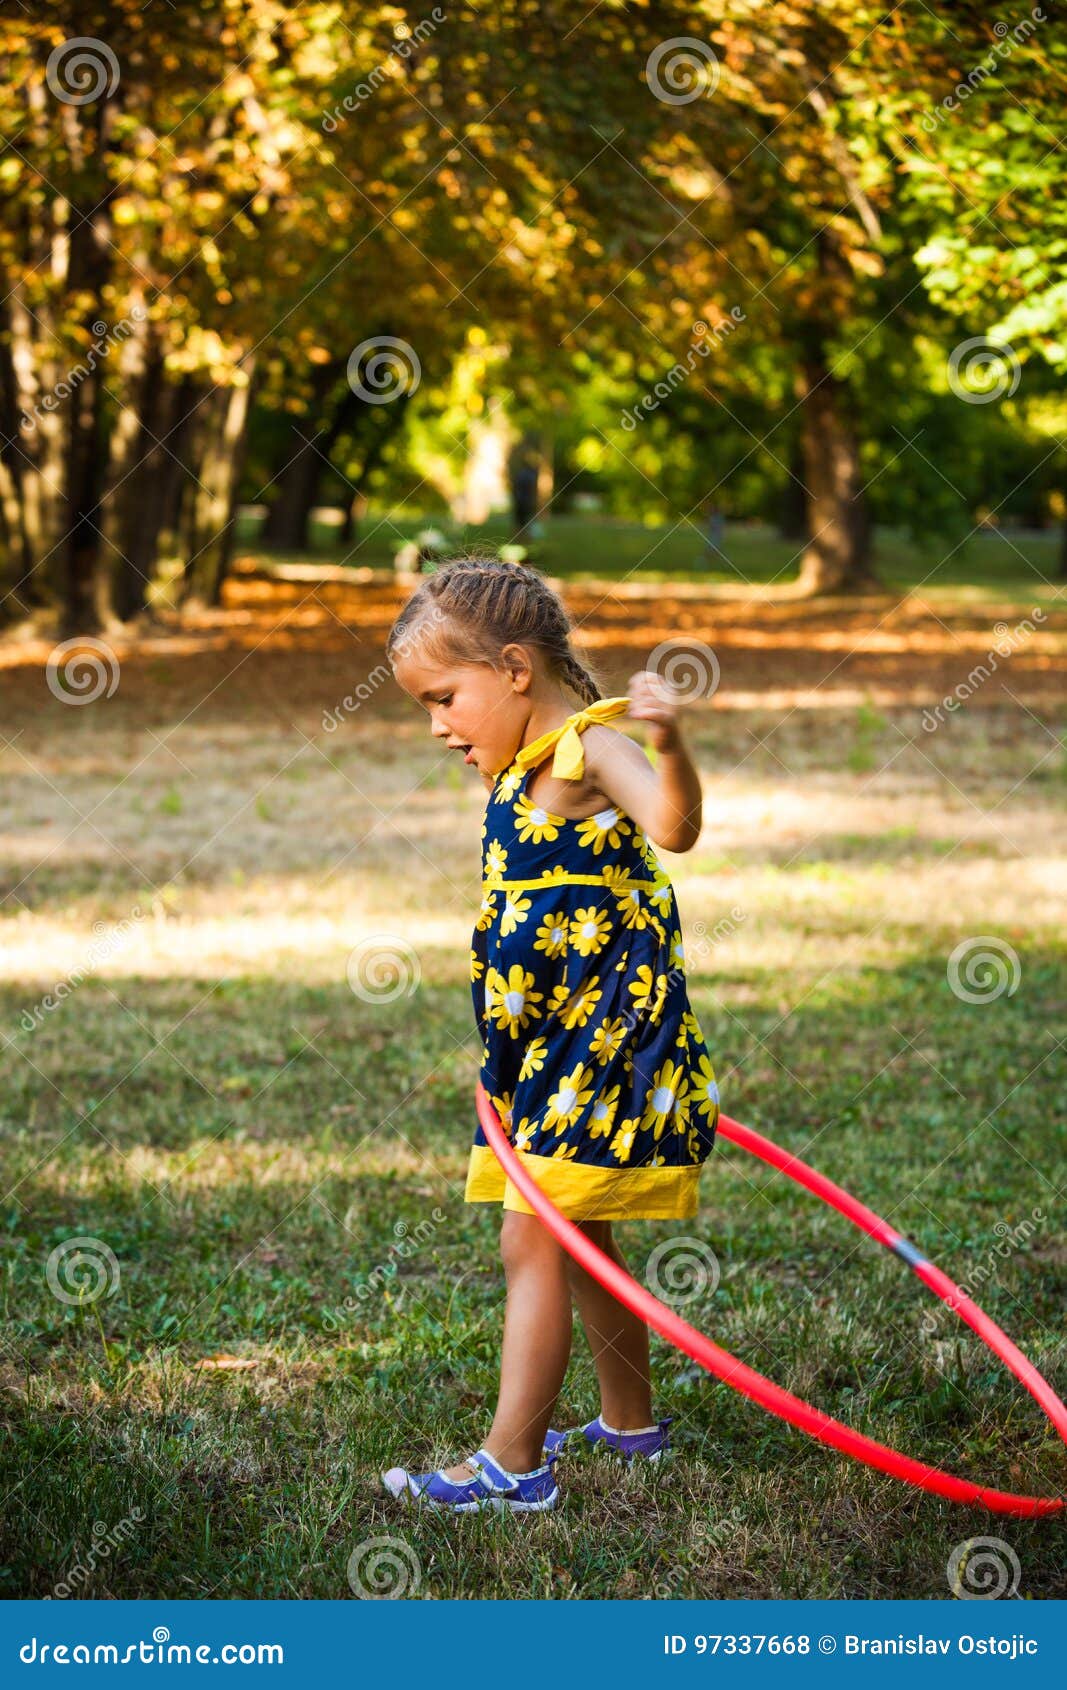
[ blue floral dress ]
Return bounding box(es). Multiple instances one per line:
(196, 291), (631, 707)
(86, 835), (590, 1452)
(466, 697), (719, 1220)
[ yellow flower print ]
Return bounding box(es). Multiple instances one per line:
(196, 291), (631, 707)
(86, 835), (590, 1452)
(649, 877), (672, 916)
(601, 865), (633, 895)
(499, 892), (532, 936)
(588, 1016), (628, 1065)
(485, 839), (509, 880)
(568, 905), (612, 957)
(475, 892), (498, 932)
(588, 1084), (621, 1138)
(575, 806), (631, 854)
(489, 1089), (514, 1134)
(488, 964), (544, 1039)
(640, 1058), (692, 1139)
(534, 911), (569, 960)
(483, 964), (505, 1013)
(669, 928), (685, 969)
(519, 1035), (549, 1081)
(470, 949), (484, 983)
(514, 793), (564, 843)
(689, 1055), (720, 1123)
(544, 1063), (595, 1134)
(497, 767), (523, 802)
(609, 1117), (640, 1163)
(546, 975), (603, 1029)
(616, 886), (651, 931)
(552, 1142), (579, 1162)
(513, 1117), (537, 1152)
(636, 830), (661, 871)
(628, 963), (668, 1016)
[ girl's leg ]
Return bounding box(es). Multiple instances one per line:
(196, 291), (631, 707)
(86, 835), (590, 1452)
(568, 1220), (654, 1429)
(442, 1210), (573, 1480)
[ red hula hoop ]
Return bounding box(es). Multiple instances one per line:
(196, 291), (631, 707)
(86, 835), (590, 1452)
(475, 1081), (1065, 1518)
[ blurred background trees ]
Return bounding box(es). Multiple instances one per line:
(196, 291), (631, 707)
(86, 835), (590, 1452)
(1, 0), (1063, 633)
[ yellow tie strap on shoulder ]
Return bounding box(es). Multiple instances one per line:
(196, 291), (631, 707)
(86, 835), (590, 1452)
(512, 696), (631, 783)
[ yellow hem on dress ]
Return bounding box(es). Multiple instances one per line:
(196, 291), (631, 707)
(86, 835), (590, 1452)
(465, 1143), (701, 1221)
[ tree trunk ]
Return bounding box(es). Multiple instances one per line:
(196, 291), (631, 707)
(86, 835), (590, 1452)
(338, 392), (411, 548)
(261, 361), (365, 551)
(778, 435), (808, 542)
(93, 308), (167, 630)
(180, 361), (256, 607)
(793, 355), (878, 594)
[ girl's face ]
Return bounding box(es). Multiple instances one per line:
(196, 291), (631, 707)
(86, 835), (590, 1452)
(392, 650), (528, 778)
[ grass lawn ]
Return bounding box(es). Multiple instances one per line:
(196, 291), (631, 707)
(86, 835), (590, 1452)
(0, 528), (1064, 1598)
(234, 508), (1063, 599)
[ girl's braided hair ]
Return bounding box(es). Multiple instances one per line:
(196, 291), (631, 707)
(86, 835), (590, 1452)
(385, 556), (604, 706)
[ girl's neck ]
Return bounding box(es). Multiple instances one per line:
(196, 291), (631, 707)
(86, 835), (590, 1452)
(516, 692), (582, 753)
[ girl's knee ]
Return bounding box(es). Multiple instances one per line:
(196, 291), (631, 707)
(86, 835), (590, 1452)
(499, 1210), (560, 1274)
(565, 1219), (614, 1282)
(576, 1218), (613, 1252)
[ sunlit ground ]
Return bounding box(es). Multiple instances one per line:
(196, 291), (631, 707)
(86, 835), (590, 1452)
(0, 534), (1064, 1597)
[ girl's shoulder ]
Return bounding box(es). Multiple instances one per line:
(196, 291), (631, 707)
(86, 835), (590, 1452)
(522, 758), (616, 821)
(525, 719), (637, 820)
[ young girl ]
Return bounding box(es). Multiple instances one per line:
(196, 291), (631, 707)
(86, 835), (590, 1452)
(382, 558), (720, 1513)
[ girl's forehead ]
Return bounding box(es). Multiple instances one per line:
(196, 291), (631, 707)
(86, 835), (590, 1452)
(393, 652), (466, 697)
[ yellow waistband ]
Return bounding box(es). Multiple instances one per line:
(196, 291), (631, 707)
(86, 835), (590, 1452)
(482, 874), (661, 893)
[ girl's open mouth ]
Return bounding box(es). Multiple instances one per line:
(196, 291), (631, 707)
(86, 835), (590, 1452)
(463, 745), (475, 765)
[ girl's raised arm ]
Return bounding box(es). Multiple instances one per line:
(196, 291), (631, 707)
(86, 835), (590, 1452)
(582, 673), (703, 852)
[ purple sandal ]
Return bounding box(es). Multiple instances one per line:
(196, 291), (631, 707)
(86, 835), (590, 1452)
(381, 1446), (560, 1513)
(543, 1414), (672, 1463)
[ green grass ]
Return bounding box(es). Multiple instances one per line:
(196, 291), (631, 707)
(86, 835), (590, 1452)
(1, 962), (1063, 1599)
(234, 509), (1063, 601)
(0, 581), (1063, 1599)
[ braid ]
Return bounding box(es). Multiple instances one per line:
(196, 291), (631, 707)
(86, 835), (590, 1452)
(558, 650), (602, 706)
(386, 554), (606, 703)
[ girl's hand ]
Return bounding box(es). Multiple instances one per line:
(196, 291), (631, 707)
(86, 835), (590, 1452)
(626, 669), (686, 753)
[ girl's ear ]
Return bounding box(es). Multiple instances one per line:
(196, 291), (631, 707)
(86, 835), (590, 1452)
(500, 641), (534, 693)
